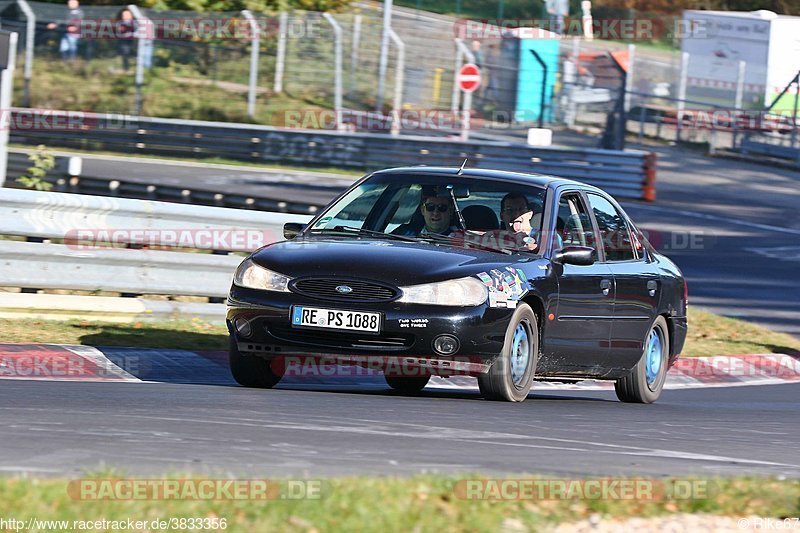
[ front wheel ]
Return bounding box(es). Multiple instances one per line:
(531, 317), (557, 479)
(478, 303), (538, 402)
(229, 337), (283, 388)
(615, 316), (670, 403)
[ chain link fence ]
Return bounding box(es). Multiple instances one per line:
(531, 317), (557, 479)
(0, 1), (796, 152)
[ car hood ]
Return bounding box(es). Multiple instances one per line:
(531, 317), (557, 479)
(250, 237), (534, 286)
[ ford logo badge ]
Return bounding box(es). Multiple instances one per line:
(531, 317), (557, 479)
(336, 285), (353, 294)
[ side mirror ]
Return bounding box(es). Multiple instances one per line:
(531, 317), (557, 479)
(552, 246), (596, 266)
(283, 222), (305, 240)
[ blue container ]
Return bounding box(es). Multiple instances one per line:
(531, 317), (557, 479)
(514, 36), (560, 123)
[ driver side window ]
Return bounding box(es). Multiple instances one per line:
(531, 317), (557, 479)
(555, 193), (597, 252)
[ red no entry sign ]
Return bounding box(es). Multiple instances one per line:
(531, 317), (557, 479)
(457, 63), (481, 93)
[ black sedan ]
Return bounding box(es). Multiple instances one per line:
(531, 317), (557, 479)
(226, 167), (687, 403)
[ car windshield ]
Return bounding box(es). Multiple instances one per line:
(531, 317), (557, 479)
(307, 173), (547, 255)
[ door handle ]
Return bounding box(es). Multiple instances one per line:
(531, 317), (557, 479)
(647, 280), (658, 297)
(600, 279), (611, 296)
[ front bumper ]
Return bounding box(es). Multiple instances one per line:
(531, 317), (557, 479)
(226, 285), (515, 373)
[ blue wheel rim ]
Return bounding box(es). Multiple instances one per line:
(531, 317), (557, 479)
(645, 327), (664, 390)
(510, 322), (530, 387)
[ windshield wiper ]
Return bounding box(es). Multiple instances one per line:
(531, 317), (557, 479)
(421, 231), (513, 255)
(309, 225), (427, 243)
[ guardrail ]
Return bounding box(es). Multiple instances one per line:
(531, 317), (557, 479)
(740, 137), (800, 165)
(0, 188), (313, 302)
(8, 108), (658, 201)
(5, 150), (330, 214)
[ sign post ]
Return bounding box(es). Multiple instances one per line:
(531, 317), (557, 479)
(0, 30), (18, 188)
(456, 63), (481, 141)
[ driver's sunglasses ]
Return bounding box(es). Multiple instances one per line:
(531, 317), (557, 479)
(424, 203), (450, 213)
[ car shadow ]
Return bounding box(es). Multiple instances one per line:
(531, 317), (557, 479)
(69, 325), (617, 402)
(67, 341), (613, 402)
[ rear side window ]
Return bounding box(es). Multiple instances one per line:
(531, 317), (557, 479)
(587, 193), (636, 262)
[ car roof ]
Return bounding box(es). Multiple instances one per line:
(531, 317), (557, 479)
(370, 166), (598, 192)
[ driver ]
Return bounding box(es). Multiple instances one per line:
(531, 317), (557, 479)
(418, 188), (458, 236)
(395, 186), (459, 237)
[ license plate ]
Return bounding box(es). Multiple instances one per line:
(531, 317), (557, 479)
(291, 306), (381, 333)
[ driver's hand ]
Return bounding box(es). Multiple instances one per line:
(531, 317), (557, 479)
(511, 211), (537, 251)
(510, 210), (533, 234)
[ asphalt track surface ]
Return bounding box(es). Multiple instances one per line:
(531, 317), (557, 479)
(2, 377), (799, 477)
(4, 138), (798, 479)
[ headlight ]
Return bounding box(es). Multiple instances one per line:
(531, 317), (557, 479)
(233, 258), (290, 292)
(398, 277), (488, 307)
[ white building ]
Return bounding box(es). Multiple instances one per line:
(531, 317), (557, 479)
(681, 10), (800, 109)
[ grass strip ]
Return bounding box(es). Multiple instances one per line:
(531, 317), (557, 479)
(0, 475), (796, 532)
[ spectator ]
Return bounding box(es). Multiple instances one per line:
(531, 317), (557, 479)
(116, 8), (135, 72)
(47, 0), (84, 62)
(545, 0), (569, 35)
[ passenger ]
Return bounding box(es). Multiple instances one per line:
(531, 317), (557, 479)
(500, 192), (539, 251)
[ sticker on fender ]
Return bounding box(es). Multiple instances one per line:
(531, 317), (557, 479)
(291, 306), (381, 333)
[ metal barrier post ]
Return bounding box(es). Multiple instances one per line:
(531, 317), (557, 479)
(388, 29), (405, 136)
(529, 49), (548, 129)
(676, 52), (689, 143)
(241, 10), (260, 119)
(16, 0), (34, 108)
(624, 44), (635, 112)
(376, 0), (393, 111)
(792, 76), (799, 153)
(274, 12), (287, 93)
(709, 117), (717, 155)
(451, 45), (463, 115)
(323, 14), (343, 131)
(454, 39), (476, 140)
(0, 31), (18, 188)
(349, 14), (361, 98)
(643, 151), (657, 202)
(638, 105), (646, 143)
(735, 60), (745, 110)
(128, 5), (152, 116)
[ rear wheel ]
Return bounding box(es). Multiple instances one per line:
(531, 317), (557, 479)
(229, 337), (283, 388)
(384, 374), (430, 393)
(478, 303), (538, 402)
(615, 316), (669, 403)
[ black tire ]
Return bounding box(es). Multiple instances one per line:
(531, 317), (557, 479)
(615, 316), (670, 404)
(478, 303), (538, 402)
(384, 374), (430, 393)
(228, 337), (283, 388)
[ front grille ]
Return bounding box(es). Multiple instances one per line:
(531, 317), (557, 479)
(268, 324), (414, 351)
(290, 278), (399, 302)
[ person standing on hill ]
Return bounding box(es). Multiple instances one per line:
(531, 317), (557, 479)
(47, 0), (84, 61)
